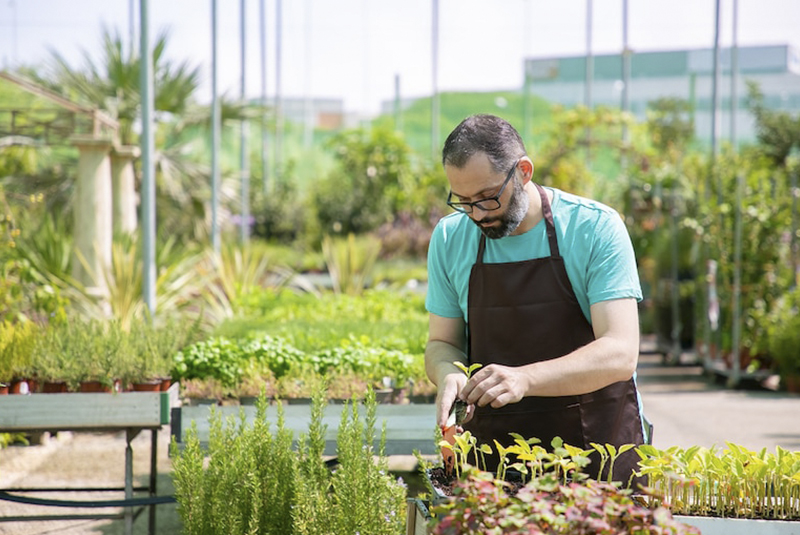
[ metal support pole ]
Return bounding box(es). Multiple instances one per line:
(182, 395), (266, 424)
(702, 0), (722, 371)
(584, 0), (593, 169)
(729, 0), (742, 387)
(669, 190), (682, 365)
(394, 73), (402, 132)
(791, 151), (800, 288)
(621, 0), (630, 171)
(139, 0), (156, 318)
(240, 0), (251, 244)
(730, 169), (744, 387)
(124, 429), (135, 535)
(730, 0), (739, 147)
(303, 0), (313, 148)
(259, 0), (269, 195)
(523, 0), (532, 146)
(211, 0), (221, 253)
(710, 0), (722, 175)
(431, 0), (440, 161)
(275, 0), (284, 179)
(148, 429), (158, 535)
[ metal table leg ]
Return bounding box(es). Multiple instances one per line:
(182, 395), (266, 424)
(125, 429), (135, 535)
(149, 428), (158, 535)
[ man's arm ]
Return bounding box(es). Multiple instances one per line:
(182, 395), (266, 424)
(460, 297), (640, 408)
(425, 313), (469, 427)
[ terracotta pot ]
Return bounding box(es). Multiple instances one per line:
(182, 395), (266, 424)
(131, 380), (162, 392)
(0, 384), (8, 395)
(79, 380), (121, 393)
(159, 377), (172, 391)
(9, 379), (31, 394)
(41, 381), (68, 393)
(783, 374), (800, 394)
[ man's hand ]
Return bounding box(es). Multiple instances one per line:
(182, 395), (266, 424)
(435, 372), (468, 427)
(460, 363), (529, 409)
(426, 314), (471, 427)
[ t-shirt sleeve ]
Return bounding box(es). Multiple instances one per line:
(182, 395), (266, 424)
(425, 222), (464, 318)
(586, 211), (643, 305)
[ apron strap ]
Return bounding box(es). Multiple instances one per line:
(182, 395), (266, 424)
(476, 232), (487, 264)
(535, 183), (561, 259)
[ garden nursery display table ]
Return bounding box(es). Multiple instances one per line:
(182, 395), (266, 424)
(0, 384), (178, 535)
(170, 401), (439, 456)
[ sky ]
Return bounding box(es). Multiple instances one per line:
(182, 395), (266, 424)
(1, 0), (799, 117)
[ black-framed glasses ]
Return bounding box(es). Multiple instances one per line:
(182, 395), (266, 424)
(446, 159), (519, 214)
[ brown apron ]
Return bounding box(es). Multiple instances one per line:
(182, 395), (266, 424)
(463, 183), (644, 486)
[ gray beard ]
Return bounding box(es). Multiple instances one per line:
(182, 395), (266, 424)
(475, 179), (530, 239)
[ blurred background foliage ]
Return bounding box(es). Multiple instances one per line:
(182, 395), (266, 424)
(1, 26), (800, 397)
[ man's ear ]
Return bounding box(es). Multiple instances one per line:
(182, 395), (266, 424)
(519, 157), (534, 184)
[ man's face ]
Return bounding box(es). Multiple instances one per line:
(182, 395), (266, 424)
(474, 177), (529, 239)
(445, 153), (530, 239)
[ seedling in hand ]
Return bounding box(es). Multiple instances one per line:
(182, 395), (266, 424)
(441, 362), (483, 474)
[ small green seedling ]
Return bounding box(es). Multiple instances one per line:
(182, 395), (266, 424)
(453, 361), (483, 378)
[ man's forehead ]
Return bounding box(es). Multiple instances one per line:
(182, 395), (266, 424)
(446, 154), (504, 198)
(445, 152), (495, 175)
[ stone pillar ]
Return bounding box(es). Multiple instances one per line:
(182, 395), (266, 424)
(70, 135), (113, 299)
(111, 145), (140, 236)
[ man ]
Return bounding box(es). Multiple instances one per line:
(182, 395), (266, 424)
(425, 114), (646, 484)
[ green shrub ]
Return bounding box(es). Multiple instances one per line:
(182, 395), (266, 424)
(310, 126), (414, 239)
(243, 334), (307, 379)
(0, 320), (38, 383)
(229, 288), (428, 355)
(172, 337), (246, 388)
(766, 286), (800, 379)
(322, 233), (381, 296)
(172, 397), (298, 534)
(171, 388), (406, 535)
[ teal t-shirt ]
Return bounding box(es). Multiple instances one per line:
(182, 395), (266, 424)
(425, 187), (643, 323)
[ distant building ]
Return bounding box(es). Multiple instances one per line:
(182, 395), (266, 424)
(263, 96), (347, 130)
(524, 44), (800, 144)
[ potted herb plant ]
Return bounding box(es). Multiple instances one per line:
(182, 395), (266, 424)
(73, 320), (124, 393)
(171, 387), (407, 534)
(126, 316), (201, 391)
(30, 321), (78, 393)
(0, 321), (38, 394)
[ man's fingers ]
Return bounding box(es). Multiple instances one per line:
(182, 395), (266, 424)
(462, 365), (525, 408)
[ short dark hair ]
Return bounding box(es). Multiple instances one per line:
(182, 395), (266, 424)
(441, 114), (526, 173)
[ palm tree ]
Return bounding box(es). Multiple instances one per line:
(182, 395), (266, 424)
(23, 25), (252, 242)
(41, 26), (200, 146)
